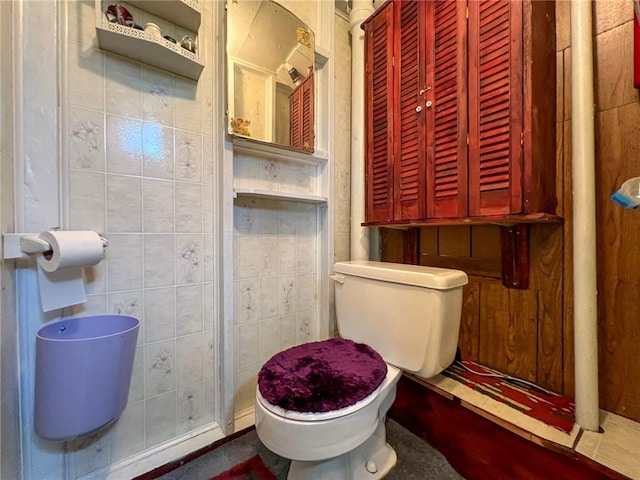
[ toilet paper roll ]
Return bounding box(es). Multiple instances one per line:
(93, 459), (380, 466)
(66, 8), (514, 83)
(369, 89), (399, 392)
(37, 230), (105, 273)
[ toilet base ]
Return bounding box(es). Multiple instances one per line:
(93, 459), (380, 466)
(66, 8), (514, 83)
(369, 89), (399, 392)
(286, 419), (397, 480)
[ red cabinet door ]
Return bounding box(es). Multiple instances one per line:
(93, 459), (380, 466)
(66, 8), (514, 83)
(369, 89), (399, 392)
(425, 0), (468, 219)
(467, 0), (524, 216)
(364, 2), (395, 223)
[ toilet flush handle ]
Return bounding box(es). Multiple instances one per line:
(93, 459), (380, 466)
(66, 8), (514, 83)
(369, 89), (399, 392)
(329, 274), (345, 284)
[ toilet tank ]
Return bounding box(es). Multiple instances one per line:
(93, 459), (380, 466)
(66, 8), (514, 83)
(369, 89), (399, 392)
(332, 261), (468, 379)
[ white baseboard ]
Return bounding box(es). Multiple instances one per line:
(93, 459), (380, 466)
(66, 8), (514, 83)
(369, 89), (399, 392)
(79, 423), (226, 480)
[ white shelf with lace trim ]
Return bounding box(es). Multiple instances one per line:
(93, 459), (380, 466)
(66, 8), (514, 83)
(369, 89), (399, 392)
(233, 188), (328, 205)
(95, 0), (204, 81)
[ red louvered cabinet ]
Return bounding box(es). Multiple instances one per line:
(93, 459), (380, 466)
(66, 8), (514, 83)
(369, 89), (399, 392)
(289, 73), (314, 152)
(363, 0), (557, 226)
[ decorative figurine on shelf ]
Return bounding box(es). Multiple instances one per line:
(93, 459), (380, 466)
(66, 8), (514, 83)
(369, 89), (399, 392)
(180, 35), (197, 54)
(230, 117), (251, 136)
(105, 4), (135, 27)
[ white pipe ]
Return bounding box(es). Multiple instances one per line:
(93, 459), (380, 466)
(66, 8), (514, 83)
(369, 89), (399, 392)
(349, 0), (374, 261)
(570, 0), (600, 431)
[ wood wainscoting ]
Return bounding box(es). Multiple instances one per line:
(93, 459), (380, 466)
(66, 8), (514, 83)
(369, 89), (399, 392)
(380, 223), (570, 396)
(389, 375), (625, 480)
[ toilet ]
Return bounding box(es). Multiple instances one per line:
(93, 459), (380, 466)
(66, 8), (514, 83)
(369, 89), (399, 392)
(255, 261), (468, 479)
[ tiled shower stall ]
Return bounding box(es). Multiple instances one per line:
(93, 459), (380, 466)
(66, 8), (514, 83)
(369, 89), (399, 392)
(1, 0), (352, 479)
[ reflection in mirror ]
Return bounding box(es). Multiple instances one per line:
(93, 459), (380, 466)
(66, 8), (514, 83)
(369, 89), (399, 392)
(227, 0), (315, 152)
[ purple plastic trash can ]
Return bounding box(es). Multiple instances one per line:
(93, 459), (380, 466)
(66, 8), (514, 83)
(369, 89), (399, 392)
(34, 315), (139, 441)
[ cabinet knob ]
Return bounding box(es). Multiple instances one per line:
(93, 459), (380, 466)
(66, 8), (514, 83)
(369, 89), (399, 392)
(426, 101), (433, 108)
(415, 106), (422, 113)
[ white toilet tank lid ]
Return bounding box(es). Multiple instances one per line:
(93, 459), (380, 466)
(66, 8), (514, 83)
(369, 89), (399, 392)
(333, 261), (468, 290)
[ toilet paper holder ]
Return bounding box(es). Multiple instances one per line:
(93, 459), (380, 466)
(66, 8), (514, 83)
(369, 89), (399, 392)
(2, 231), (108, 260)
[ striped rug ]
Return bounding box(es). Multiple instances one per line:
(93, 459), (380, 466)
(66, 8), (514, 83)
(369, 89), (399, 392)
(442, 359), (575, 434)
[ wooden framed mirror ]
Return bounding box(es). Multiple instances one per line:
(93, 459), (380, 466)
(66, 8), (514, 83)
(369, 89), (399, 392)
(226, 0), (315, 152)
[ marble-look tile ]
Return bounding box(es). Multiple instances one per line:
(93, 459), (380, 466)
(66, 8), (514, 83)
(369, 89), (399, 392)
(278, 236), (297, 274)
(236, 278), (259, 325)
(105, 54), (142, 118)
(236, 154), (261, 189)
(278, 205), (297, 235)
(142, 122), (174, 180)
(236, 366), (259, 412)
(235, 235), (260, 279)
(296, 203), (317, 234)
(174, 76), (201, 133)
(67, 42), (104, 111)
(175, 182), (203, 233)
(177, 383), (205, 434)
(110, 401), (144, 462)
(259, 318), (280, 363)
(259, 235), (278, 277)
(237, 323), (259, 369)
(145, 391), (176, 448)
(259, 277), (279, 320)
(107, 175), (142, 232)
(176, 284), (203, 335)
(295, 274), (316, 312)
(107, 234), (143, 291)
(177, 234), (203, 284)
(297, 164), (316, 194)
(106, 114), (142, 176)
(142, 66), (174, 126)
(278, 161), (298, 193)
(145, 287), (176, 343)
(128, 346), (144, 403)
(296, 235), (316, 273)
(108, 290), (142, 320)
(143, 234), (175, 288)
(279, 276), (296, 317)
(143, 178), (174, 233)
(69, 106), (105, 171)
(177, 333), (204, 388)
(295, 310), (314, 344)
(145, 339), (176, 397)
(258, 200), (279, 234)
(260, 160), (279, 190)
(68, 170), (105, 232)
(234, 198), (260, 234)
(176, 131), (203, 183)
(280, 314), (297, 351)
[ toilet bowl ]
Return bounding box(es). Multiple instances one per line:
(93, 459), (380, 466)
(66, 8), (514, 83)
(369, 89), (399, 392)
(254, 261), (468, 480)
(256, 364), (401, 479)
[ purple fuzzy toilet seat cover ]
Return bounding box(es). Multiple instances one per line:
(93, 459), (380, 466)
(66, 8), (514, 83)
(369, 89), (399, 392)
(258, 337), (388, 413)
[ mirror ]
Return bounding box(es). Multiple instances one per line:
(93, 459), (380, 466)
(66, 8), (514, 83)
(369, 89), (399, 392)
(227, 0), (315, 152)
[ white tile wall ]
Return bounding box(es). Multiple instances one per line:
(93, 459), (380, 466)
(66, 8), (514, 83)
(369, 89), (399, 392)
(59, 0), (217, 474)
(233, 196), (320, 411)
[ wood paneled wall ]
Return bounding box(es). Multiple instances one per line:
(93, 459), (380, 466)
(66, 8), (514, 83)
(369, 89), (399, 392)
(380, 1), (640, 422)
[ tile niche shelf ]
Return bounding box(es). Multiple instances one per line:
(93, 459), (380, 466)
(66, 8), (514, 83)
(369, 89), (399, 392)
(94, 0), (204, 81)
(234, 188), (327, 205)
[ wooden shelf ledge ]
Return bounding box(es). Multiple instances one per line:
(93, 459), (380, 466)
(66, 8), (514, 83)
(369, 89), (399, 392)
(362, 212), (563, 228)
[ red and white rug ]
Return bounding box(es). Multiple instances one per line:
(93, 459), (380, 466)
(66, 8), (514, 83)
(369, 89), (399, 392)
(442, 360), (576, 434)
